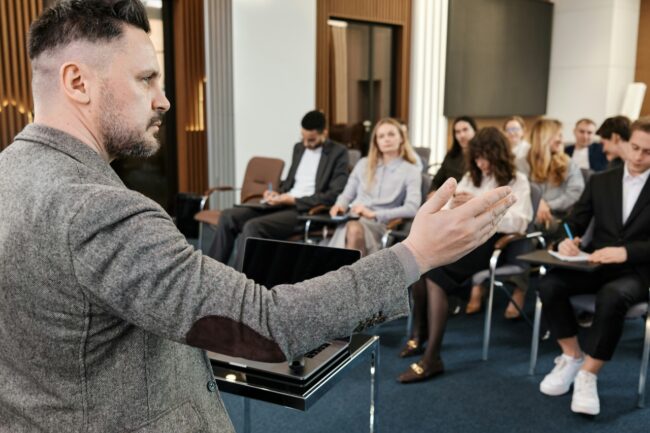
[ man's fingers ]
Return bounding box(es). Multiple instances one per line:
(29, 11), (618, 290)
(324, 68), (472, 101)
(458, 186), (514, 218)
(420, 177), (457, 214)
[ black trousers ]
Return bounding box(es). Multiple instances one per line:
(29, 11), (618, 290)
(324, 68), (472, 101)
(539, 266), (647, 361)
(207, 206), (300, 270)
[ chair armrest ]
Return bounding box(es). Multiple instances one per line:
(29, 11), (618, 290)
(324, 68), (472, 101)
(241, 193), (263, 204)
(494, 233), (526, 250)
(307, 204), (331, 216)
(203, 185), (236, 197)
(385, 218), (404, 230)
(200, 185), (237, 210)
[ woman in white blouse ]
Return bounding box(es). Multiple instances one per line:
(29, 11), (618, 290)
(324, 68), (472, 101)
(397, 127), (532, 383)
(329, 118), (422, 256)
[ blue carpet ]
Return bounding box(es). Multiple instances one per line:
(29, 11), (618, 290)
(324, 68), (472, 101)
(219, 296), (649, 433)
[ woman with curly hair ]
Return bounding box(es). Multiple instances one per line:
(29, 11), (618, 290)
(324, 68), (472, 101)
(397, 127), (533, 383)
(328, 118), (422, 256)
(527, 119), (584, 231)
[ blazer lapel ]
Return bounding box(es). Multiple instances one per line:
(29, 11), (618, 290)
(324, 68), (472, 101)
(624, 174), (650, 228)
(610, 169), (624, 231)
(314, 140), (332, 192)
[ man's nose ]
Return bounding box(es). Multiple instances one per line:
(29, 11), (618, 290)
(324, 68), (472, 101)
(154, 91), (171, 113)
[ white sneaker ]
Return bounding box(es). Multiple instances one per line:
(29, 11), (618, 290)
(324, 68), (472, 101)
(571, 370), (600, 415)
(539, 354), (584, 396)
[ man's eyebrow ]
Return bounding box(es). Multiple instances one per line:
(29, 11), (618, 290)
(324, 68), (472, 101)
(138, 69), (160, 78)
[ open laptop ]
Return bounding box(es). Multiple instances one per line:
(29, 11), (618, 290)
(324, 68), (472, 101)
(208, 238), (360, 383)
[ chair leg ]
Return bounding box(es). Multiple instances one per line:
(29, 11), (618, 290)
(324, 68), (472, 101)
(638, 311), (650, 408)
(529, 292), (543, 375)
(405, 285), (414, 338)
(197, 222), (204, 251)
(304, 219), (312, 244)
(482, 251), (501, 361)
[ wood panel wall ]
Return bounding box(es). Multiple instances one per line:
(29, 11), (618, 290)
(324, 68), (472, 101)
(173, 0), (207, 194)
(0, 0), (43, 151)
(635, 0), (650, 117)
(316, 0), (412, 123)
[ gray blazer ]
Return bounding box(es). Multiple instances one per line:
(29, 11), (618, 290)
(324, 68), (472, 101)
(0, 125), (416, 433)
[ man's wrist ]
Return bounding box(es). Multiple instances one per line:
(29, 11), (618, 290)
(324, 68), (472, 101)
(401, 239), (428, 275)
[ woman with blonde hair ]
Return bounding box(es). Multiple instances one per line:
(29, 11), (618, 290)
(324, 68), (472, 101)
(329, 118), (422, 256)
(527, 118), (584, 230)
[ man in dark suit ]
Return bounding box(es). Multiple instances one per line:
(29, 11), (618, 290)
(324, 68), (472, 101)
(538, 117), (650, 415)
(565, 118), (608, 172)
(208, 110), (349, 268)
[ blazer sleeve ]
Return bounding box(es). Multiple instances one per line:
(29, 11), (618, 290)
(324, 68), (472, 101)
(67, 187), (410, 363)
(279, 144), (301, 193)
(294, 145), (349, 212)
(564, 177), (595, 237)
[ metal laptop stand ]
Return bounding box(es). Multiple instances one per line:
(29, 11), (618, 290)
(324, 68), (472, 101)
(210, 334), (380, 433)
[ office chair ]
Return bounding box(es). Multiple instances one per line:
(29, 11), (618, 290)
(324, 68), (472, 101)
(477, 183), (544, 361)
(194, 157), (284, 251)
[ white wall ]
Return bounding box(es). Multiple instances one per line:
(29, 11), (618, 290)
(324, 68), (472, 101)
(232, 0), (317, 183)
(408, 0), (448, 169)
(546, 0), (640, 140)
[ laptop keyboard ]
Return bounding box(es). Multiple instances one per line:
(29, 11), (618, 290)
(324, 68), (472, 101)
(304, 343), (330, 359)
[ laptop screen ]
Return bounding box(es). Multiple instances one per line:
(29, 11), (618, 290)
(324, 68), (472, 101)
(241, 238), (361, 288)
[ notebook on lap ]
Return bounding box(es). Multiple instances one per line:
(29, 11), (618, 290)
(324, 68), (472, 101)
(207, 238), (361, 383)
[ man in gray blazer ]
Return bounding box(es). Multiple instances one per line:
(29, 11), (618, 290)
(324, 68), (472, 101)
(0, 1), (515, 432)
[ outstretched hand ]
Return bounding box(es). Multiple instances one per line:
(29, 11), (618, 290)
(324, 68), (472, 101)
(403, 178), (516, 274)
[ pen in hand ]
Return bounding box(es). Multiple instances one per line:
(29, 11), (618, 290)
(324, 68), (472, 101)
(563, 222), (573, 240)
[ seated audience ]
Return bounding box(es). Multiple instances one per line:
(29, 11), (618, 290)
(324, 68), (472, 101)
(207, 110), (348, 268)
(596, 115), (631, 170)
(528, 118), (584, 233)
(397, 127), (533, 383)
(503, 115), (531, 175)
(538, 117), (650, 416)
(428, 116), (478, 193)
(329, 118), (422, 256)
(565, 118), (608, 172)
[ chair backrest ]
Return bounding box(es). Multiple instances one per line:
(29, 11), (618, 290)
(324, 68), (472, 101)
(347, 149), (362, 172)
(420, 172), (432, 204)
(413, 147), (431, 173)
(240, 157), (285, 203)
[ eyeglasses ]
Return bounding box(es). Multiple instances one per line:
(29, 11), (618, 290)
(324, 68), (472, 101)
(505, 127), (522, 133)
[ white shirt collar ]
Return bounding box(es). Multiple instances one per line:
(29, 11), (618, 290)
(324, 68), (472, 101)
(623, 163), (650, 183)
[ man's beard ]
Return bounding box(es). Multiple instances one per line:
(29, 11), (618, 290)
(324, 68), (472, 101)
(99, 89), (162, 159)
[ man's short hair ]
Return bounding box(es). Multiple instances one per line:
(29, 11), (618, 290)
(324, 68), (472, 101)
(301, 110), (327, 133)
(575, 118), (596, 128)
(596, 116), (631, 141)
(630, 116), (650, 136)
(29, 0), (150, 60)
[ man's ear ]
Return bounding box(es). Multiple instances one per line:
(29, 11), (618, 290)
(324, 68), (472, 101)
(60, 62), (91, 104)
(611, 132), (621, 144)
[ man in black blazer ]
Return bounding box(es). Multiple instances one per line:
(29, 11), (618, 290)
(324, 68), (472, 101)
(208, 111), (349, 268)
(564, 118), (608, 172)
(538, 117), (650, 416)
